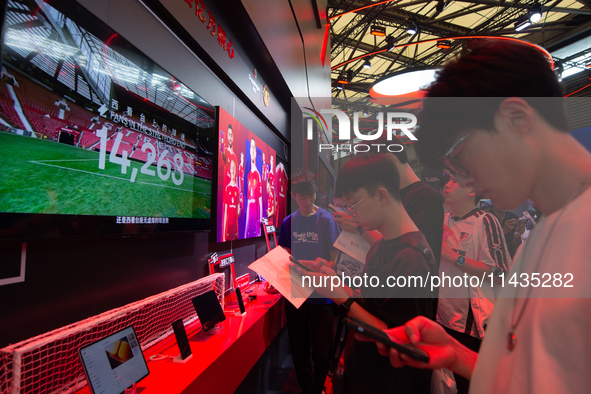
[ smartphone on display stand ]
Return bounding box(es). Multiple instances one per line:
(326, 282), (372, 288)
(172, 319), (193, 363)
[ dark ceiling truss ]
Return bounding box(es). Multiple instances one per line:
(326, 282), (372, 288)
(329, 0), (591, 109)
(331, 3), (396, 61)
(328, 0), (591, 91)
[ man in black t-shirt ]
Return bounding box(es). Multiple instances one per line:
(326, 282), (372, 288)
(308, 153), (437, 394)
(334, 136), (444, 267)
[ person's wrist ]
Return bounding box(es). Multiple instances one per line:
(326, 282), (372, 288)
(449, 336), (476, 379)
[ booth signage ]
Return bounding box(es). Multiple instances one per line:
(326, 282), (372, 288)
(236, 274), (250, 291)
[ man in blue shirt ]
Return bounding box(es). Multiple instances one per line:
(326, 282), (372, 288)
(278, 172), (340, 394)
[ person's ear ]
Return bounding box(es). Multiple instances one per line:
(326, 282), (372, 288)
(497, 98), (534, 135)
(377, 188), (389, 204)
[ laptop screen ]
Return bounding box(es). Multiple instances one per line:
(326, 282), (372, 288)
(78, 326), (149, 394)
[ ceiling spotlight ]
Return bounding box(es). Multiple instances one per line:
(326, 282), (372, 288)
(336, 83), (344, 90)
(337, 70), (354, 85)
(407, 21), (417, 35)
(529, 4), (543, 23)
(436, 40), (452, 49)
(364, 59), (372, 69)
(514, 14), (531, 32)
(363, 111), (369, 117)
(370, 25), (386, 37)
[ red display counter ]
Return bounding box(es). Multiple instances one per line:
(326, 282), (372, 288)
(76, 284), (285, 393)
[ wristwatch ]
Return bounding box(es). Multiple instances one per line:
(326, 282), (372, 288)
(456, 255), (466, 266)
(356, 226), (364, 235)
(337, 297), (355, 315)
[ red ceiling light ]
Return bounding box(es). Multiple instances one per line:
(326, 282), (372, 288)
(337, 70), (353, 85)
(436, 40), (452, 49)
(370, 25), (386, 36)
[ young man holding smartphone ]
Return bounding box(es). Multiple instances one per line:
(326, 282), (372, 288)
(366, 40), (591, 393)
(307, 153), (438, 394)
(277, 173), (340, 394)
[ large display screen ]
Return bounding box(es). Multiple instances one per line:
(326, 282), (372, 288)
(0, 0), (215, 239)
(216, 107), (276, 242)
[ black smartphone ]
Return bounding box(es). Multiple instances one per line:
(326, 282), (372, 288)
(328, 203), (346, 213)
(172, 319), (192, 360)
(344, 317), (430, 363)
(289, 256), (313, 272)
(235, 287), (246, 314)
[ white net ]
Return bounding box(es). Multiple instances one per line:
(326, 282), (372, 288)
(0, 273), (225, 394)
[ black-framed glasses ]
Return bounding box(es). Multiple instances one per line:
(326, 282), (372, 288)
(443, 128), (476, 182)
(337, 191), (375, 217)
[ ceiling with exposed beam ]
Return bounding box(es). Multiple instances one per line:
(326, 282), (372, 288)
(329, 0), (591, 113)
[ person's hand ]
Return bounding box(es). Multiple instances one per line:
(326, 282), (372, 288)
(297, 257), (334, 273)
(514, 220), (526, 236)
(329, 204), (358, 233)
(503, 219), (518, 234)
(356, 316), (457, 370)
(299, 261), (352, 302)
(512, 220), (526, 247)
(263, 281), (278, 294)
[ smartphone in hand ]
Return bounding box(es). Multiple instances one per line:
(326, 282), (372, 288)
(345, 317), (430, 363)
(290, 256), (314, 272)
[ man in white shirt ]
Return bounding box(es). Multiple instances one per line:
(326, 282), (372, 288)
(438, 176), (511, 393)
(361, 39), (591, 393)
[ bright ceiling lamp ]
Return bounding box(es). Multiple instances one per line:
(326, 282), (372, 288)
(514, 14), (532, 32)
(371, 68), (438, 96)
(529, 4), (543, 23)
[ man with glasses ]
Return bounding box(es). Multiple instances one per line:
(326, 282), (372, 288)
(307, 153), (438, 394)
(361, 40), (591, 393)
(333, 136), (444, 268)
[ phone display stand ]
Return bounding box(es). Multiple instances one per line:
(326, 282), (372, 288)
(262, 220), (277, 253)
(123, 383), (138, 394)
(205, 323), (222, 335)
(173, 353), (193, 363)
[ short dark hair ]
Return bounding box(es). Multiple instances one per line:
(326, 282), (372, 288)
(292, 181), (317, 196)
(366, 134), (408, 163)
(292, 169), (317, 196)
(335, 153), (401, 201)
(417, 40), (568, 168)
(228, 124), (233, 133)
